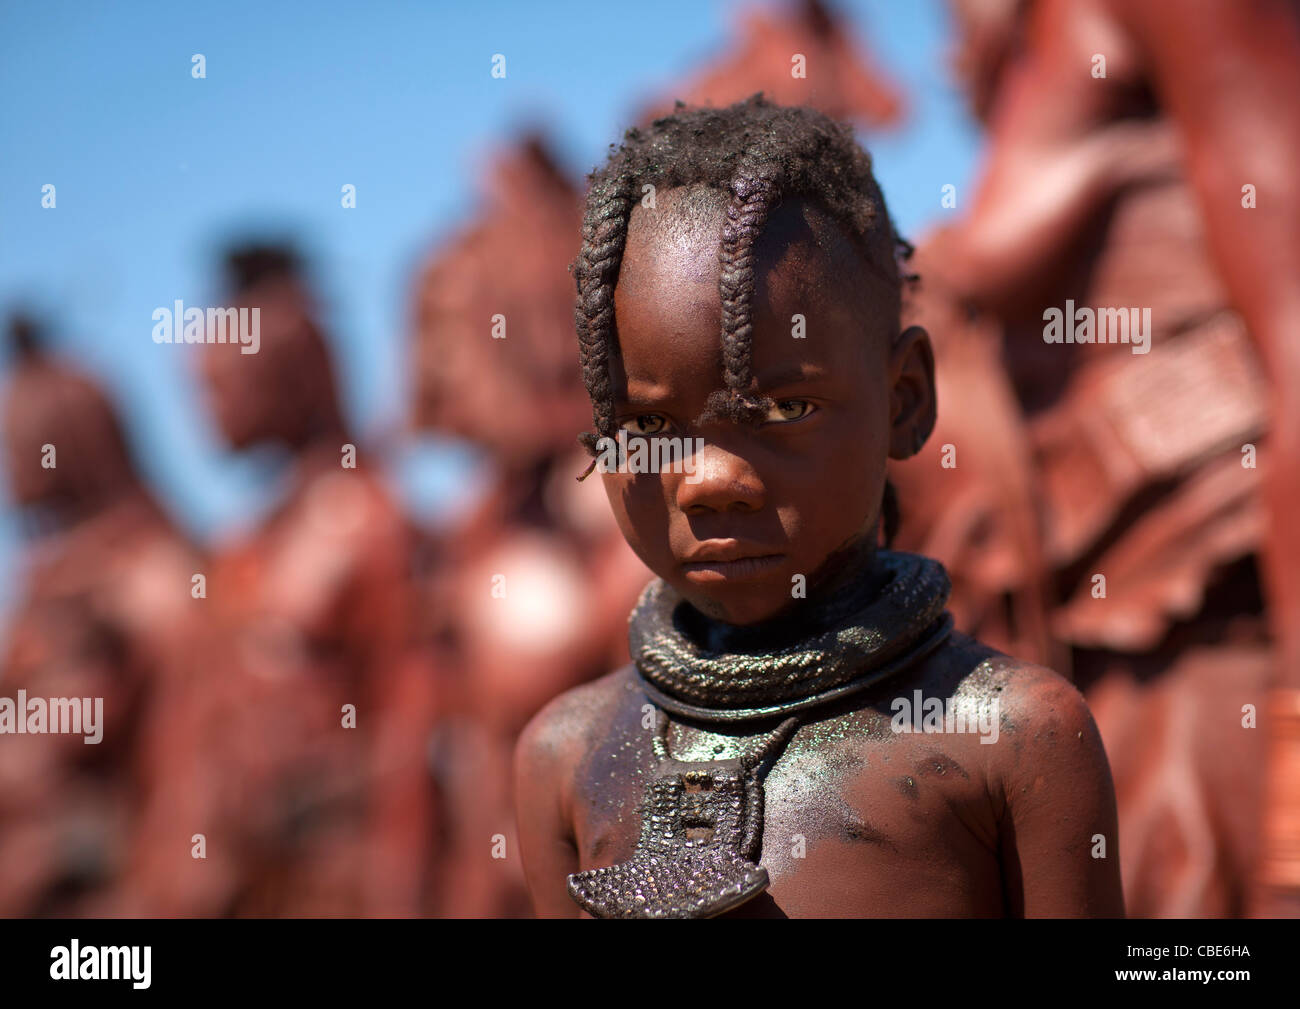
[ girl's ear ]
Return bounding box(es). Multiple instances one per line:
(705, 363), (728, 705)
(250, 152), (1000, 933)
(887, 326), (937, 459)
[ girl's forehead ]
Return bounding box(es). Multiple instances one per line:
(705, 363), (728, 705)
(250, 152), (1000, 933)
(620, 214), (880, 335)
(613, 282), (878, 392)
(623, 188), (876, 293)
(613, 185), (896, 383)
(621, 187), (729, 282)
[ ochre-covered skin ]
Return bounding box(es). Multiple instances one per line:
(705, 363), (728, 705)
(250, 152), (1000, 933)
(636, 0), (904, 128)
(410, 138), (653, 915)
(0, 337), (200, 915)
(894, 0), (1300, 916)
(119, 257), (434, 917)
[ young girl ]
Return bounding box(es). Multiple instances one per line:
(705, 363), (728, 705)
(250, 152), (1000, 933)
(515, 95), (1123, 918)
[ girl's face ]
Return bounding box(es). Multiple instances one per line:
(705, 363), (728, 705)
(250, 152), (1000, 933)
(601, 186), (935, 626)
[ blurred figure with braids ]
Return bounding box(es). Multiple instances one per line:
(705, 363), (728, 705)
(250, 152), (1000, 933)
(413, 137), (652, 916)
(0, 313), (198, 915)
(636, 0), (904, 126)
(892, 0), (1300, 916)
(123, 246), (436, 916)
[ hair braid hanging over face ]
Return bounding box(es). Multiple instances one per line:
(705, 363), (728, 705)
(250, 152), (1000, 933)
(572, 93), (911, 459)
(574, 173), (635, 454)
(712, 162), (779, 424)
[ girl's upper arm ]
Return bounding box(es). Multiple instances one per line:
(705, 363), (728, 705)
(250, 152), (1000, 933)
(514, 703), (584, 918)
(993, 666), (1126, 917)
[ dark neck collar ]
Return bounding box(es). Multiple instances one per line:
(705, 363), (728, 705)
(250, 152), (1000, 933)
(629, 550), (953, 725)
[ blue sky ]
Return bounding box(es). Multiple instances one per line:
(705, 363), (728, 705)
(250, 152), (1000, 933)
(0, 0), (980, 614)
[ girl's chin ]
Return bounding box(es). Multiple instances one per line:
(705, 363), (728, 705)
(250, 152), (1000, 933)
(677, 587), (796, 628)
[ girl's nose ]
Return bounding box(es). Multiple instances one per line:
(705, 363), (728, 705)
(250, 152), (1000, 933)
(674, 439), (766, 515)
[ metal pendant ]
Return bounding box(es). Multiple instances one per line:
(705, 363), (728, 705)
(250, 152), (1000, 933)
(567, 713), (798, 918)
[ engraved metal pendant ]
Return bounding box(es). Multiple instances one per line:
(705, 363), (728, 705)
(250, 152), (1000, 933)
(567, 713), (798, 918)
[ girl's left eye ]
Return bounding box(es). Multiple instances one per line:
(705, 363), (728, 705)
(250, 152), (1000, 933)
(619, 414), (667, 435)
(764, 399), (814, 423)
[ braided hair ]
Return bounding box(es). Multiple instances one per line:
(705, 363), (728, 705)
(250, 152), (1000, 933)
(572, 94), (913, 542)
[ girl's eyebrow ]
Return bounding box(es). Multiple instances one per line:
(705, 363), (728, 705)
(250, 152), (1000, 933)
(754, 363), (828, 391)
(615, 366), (827, 408)
(615, 379), (674, 407)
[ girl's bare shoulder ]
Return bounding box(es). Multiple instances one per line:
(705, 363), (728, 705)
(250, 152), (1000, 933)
(516, 665), (644, 770)
(914, 631), (1109, 788)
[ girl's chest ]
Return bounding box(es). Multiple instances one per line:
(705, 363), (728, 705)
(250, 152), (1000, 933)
(569, 710), (1005, 916)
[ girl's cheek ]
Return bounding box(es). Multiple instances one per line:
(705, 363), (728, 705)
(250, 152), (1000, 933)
(603, 474), (675, 558)
(602, 471), (647, 531)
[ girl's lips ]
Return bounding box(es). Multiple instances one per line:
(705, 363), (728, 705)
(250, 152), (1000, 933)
(680, 554), (786, 583)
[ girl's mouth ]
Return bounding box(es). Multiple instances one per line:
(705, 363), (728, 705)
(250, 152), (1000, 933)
(680, 553), (786, 584)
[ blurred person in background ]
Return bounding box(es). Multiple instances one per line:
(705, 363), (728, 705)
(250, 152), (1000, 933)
(412, 137), (652, 916)
(635, 0), (904, 125)
(120, 246), (437, 916)
(0, 314), (199, 915)
(891, 0), (1300, 916)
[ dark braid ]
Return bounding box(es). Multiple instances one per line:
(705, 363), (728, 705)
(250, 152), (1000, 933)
(573, 93), (912, 455)
(709, 163), (778, 423)
(574, 176), (635, 454)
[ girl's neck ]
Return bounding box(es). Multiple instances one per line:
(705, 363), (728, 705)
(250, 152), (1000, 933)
(684, 539), (886, 655)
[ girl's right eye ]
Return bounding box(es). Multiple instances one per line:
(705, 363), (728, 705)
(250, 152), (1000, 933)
(619, 414), (667, 436)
